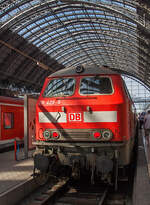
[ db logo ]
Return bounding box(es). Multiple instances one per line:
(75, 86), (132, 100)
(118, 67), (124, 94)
(69, 113), (82, 121)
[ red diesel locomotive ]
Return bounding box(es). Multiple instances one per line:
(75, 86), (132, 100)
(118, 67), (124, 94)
(33, 65), (137, 187)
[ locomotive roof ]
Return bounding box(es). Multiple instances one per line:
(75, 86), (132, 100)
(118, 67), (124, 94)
(0, 96), (24, 105)
(49, 65), (119, 77)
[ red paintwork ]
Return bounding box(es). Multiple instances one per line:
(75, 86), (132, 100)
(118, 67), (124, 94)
(36, 74), (136, 142)
(0, 96), (24, 141)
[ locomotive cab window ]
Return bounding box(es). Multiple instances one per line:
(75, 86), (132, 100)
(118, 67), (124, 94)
(3, 112), (14, 129)
(80, 76), (113, 95)
(43, 78), (75, 97)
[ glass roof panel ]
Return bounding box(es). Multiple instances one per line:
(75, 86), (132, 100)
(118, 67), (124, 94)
(0, 0), (150, 88)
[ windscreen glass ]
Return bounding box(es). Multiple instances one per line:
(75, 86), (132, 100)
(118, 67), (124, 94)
(43, 78), (75, 97)
(80, 76), (113, 95)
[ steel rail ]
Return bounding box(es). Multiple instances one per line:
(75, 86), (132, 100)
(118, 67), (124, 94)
(98, 186), (109, 205)
(29, 177), (69, 205)
(54, 185), (109, 205)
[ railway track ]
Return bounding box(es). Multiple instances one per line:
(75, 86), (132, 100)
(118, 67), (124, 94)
(54, 184), (109, 205)
(53, 181), (128, 205)
(18, 176), (70, 205)
(18, 176), (131, 205)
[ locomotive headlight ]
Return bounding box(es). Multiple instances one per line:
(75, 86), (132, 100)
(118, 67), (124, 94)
(43, 130), (51, 140)
(102, 129), (113, 141)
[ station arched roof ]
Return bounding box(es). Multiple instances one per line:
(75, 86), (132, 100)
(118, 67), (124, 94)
(0, 0), (150, 91)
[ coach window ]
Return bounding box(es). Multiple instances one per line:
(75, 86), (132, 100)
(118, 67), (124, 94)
(80, 76), (113, 95)
(3, 113), (14, 129)
(43, 78), (75, 97)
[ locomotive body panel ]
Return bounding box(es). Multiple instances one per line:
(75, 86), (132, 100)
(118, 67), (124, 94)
(36, 74), (133, 142)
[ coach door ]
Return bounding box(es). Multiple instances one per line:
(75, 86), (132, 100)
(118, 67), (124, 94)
(1, 105), (15, 140)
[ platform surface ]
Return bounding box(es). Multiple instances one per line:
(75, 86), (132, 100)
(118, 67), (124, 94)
(142, 129), (150, 177)
(133, 129), (150, 205)
(0, 150), (33, 194)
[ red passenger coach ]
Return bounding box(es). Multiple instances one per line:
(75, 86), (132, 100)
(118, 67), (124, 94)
(33, 65), (137, 188)
(0, 96), (24, 147)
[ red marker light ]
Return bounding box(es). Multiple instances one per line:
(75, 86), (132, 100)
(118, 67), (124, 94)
(93, 132), (101, 139)
(52, 131), (59, 138)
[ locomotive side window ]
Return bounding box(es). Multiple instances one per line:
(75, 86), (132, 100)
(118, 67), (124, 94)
(80, 76), (113, 95)
(123, 80), (132, 101)
(3, 112), (14, 129)
(43, 78), (75, 97)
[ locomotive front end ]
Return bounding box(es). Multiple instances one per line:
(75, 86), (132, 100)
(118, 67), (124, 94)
(33, 65), (135, 186)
